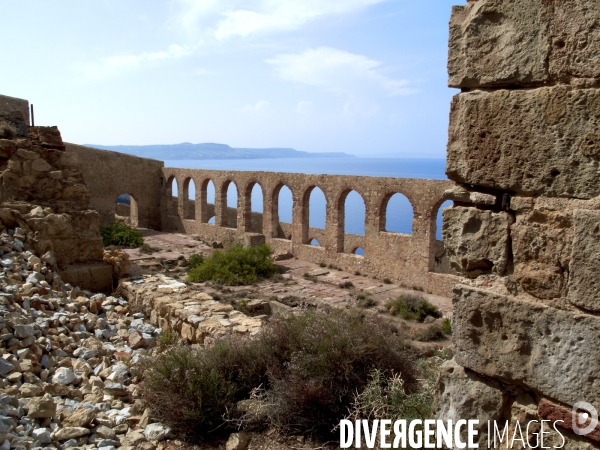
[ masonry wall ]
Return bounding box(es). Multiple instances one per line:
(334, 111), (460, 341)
(434, 1), (600, 448)
(65, 144), (164, 230)
(161, 167), (457, 297)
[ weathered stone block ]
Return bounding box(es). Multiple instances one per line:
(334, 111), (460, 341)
(449, 1), (548, 88)
(453, 285), (600, 407)
(568, 210), (600, 311)
(442, 206), (513, 278)
(447, 87), (600, 199)
(434, 359), (509, 449)
(449, 0), (600, 88)
(511, 208), (572, 300)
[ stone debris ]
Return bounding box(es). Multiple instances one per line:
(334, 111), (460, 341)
(0, 228), (190, 449)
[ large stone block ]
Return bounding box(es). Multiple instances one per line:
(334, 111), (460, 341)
(453, 285), (600, 407)
(433, 359), (509, 449)
(449, 1), (548, 88)
(442, 206), (513, 278)
(511, 207), (573, 300)
(449, 0), (600, 88)
(447, 87), (600, 199)
(568, 210), (600, 311)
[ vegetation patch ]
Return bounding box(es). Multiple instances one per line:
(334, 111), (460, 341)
(100, 221), (143, 248)
(187, 243), (279, 285)
(388, 294), (442, 322)
(141, 310), (418, 441)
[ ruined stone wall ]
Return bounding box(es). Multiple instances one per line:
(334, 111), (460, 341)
(65, 144), (164, 229)
(435, 1), (600, 447)
(161, 167), (457, 296)
(0, 96), (112, 291)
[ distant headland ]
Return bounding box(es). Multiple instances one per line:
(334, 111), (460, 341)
(85, 142), (355, 160)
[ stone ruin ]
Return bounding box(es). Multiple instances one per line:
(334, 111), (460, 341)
(0, 97), (111, 292)
(0, 0), (599, 447)
(434, 0), (600, 448)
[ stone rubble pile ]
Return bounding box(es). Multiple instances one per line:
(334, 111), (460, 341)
(0, 227), (173, 450)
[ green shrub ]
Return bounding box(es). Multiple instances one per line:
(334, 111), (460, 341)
(139, 243), (160, 255)
(339, 281), (354, 289)
(187, 243), (279, 285)
(344, 348), (453, 448)
(357, 293), (377, 308)
(100, 221), (143, 248)
(141, 310), (417, 441)
(412, 322), (446, 342)
(388, 294), (442, 322)
(441, 317), (452, 334)
(188, 253), (204, 269)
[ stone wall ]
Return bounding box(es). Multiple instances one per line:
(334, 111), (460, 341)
(435, 1), (600, 447)
(161, 167), (457, 296)
(0, 94), (29, 127)
(65, 144), (164, 229)
(0, 97), (112, 291)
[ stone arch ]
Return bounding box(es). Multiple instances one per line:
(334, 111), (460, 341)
(182, 177), (196, 220)
(301, 185), (327, 244)
(336, 188), (367, 252)
(352, 246), (365, 257)
(200, 178), (216, 223)
(244, 181), (264, 233)
(309, 238), (320, 247)
(379, 192), (414, 234)
(435, 199), (454, 241)
(115, 193), (139, 227)
(166, 175), (179, 216)
(430, 197), (455, 274)
(272, 183), (293, 239)
(220, 180), (238, 228)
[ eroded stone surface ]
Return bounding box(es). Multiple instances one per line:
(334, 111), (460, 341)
(568, 210), (600, 311)
(433, 359), (509, 449)
(449, 0), (600, 88)
(447, 87), (600, 199)
(453, 285), (600, 407)
(442, 207), (513, 278)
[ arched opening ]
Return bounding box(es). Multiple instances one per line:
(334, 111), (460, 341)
(183, 178), (196, 220)
(308, 187), (326, 229)
(353, 247), (365, 257)
(201, 179), (216, 224)
(208, 215), (216, 225)
(431, 200), (455, 275)
(309, 238), (320, 247)
(436, 200), (453, 241)
(114, 194), (139, 227)
(167, 177), (179, 216)
(246, 182), (264, 233)
(344, 190), (366, 236)
(382, 193), (413, 234)
(223, 181), (238, 228)
(273, 184), (293, 239)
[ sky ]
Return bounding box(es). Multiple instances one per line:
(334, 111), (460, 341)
(3, 0), (461, 158)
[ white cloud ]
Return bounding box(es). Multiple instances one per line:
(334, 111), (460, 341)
(266, 47), (415, 97)
(78, 44), (193, 79)
(295, 101), (313, 114)
(241, 100), (270, 113)
(175, 0), (390, 40)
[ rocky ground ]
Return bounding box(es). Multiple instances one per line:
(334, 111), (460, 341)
(0, 226), (451, 450)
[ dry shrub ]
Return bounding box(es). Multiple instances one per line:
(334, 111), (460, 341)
(141, 310), (417, 441)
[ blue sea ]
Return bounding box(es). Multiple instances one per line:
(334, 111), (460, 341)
(165, 158), (451, 243)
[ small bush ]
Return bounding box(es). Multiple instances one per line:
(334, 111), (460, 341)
(187, 243), (279, 285)
(343, 348), (453, 448)
(357, 293), (377, 308)
(100, 222), (143, 248)
(383, 278), (393, 284)
(339, 281), (354, 289)
(158, 328), (179, 347)
(188, 253), (205, 269)
(139, 243), (160, 255)
(141, 310), (417, 441)
(388, 295), (442, 322)
(441, 318), (452, 334)
(319, 262), (327, 268)
(412, 322), (446, 342)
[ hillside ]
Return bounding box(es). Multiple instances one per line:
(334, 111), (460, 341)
(85, 142), (354, 160)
